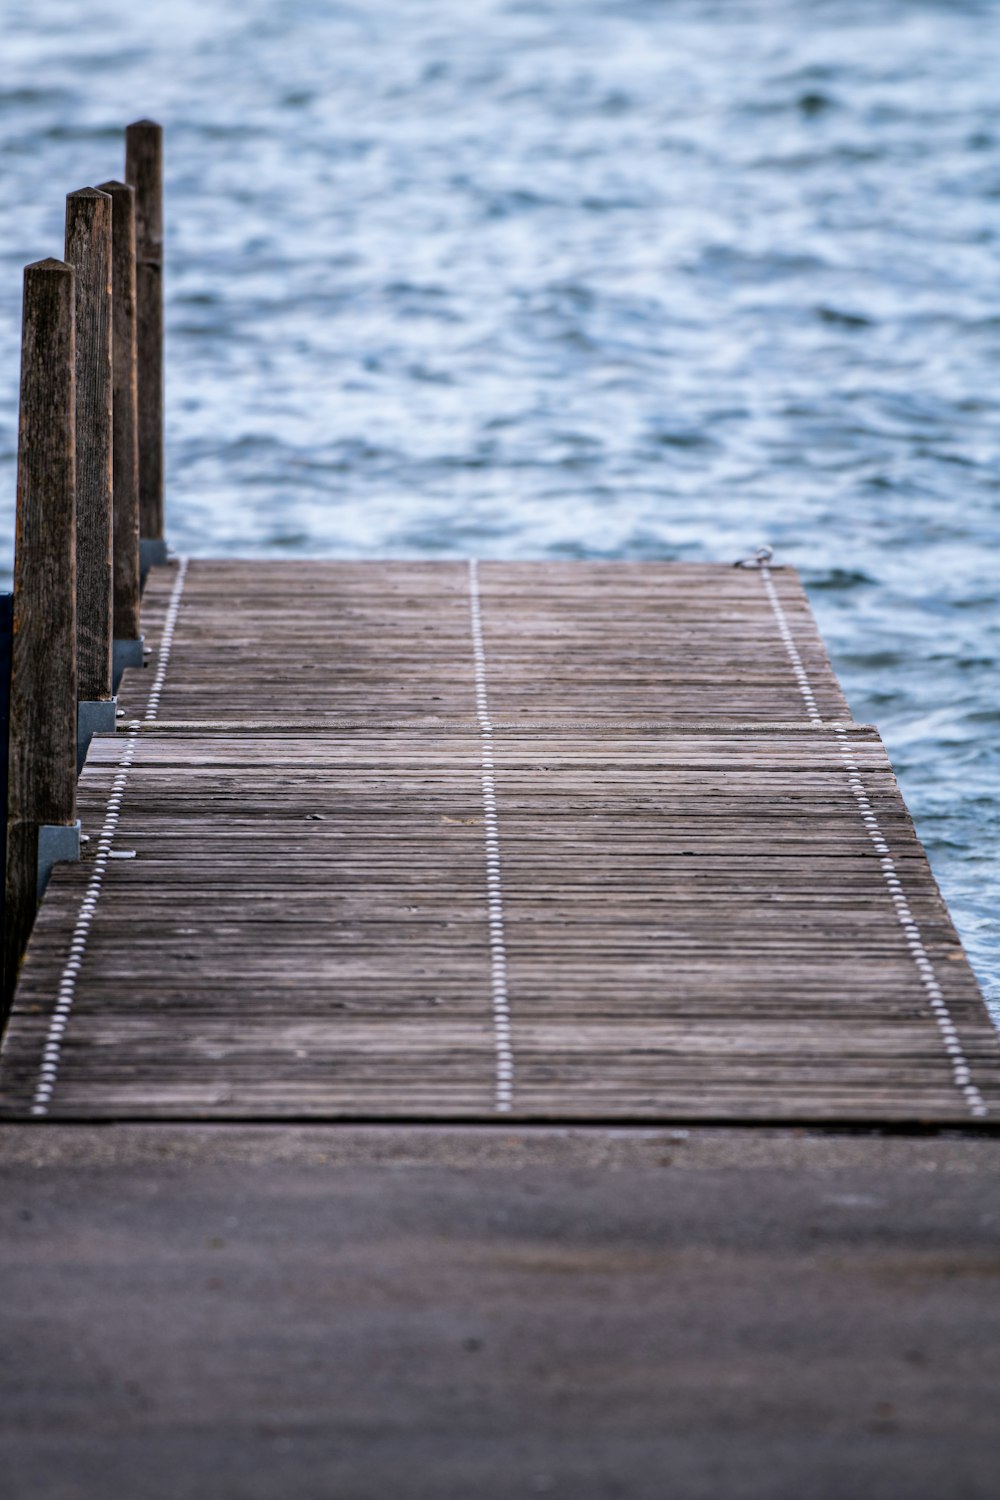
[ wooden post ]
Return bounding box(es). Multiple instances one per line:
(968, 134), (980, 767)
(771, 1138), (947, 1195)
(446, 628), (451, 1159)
(65, 189), (114, 762)
(0, 591), (13, 993)
(125, 120), (166, 571)
(97, 179), (143, 682)
(5, 260), (79, 995)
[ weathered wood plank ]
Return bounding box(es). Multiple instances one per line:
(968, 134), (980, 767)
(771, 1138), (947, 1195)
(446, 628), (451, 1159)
(2, 560), (997, 1122)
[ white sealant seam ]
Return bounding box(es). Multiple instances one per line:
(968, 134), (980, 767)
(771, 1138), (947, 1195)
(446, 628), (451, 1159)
(30, 558), (190, 1116)
(468, 559), (514, 1113)
(759, 565), (823, 726)
(760, 564), (987, 1119)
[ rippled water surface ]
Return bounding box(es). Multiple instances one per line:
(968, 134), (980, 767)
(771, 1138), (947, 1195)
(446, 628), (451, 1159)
(1, 0), (998, 1015)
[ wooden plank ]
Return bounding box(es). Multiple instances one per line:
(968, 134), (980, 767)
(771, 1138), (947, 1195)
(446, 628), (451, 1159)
(2, 560), (996, 1123)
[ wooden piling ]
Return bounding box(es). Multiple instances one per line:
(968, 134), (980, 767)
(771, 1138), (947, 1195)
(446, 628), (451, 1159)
(0, 592), (13, 970)
(65, 188), (113, 705)
(98, 180), (141, 646)
(124, 120), (165, 562)
(4, 260), (77, 994)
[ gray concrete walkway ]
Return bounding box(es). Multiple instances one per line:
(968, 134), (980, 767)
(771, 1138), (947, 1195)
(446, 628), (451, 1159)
(3, 1124), (998, 1499)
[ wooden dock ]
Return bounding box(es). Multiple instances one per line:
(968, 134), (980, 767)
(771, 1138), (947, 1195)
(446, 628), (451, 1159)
(1, 556), (997, 1123)
(4, 122), (1000, 1500)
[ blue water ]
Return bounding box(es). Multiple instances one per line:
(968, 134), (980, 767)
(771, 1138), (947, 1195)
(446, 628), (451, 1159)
(1, 0), (998, 1018)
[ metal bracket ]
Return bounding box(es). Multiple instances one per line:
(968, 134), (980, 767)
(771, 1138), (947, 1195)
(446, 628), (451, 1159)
(733, 545), (775, 570)
(113, 635), (145, 693)
(78, 698), (118, 773)
(140, 537), (169, 581)
(37, 821), (81, 900)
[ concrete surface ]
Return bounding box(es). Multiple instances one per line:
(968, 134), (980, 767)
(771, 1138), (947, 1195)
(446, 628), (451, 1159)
(2, 1124), (999, 1498)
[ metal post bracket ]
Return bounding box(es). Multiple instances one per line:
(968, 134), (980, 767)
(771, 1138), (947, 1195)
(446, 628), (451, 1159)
(140, 538), (169, 579)
(78, 697), (118, 772)
(113, 635), (145, 692)
(37, 820), (82, 900)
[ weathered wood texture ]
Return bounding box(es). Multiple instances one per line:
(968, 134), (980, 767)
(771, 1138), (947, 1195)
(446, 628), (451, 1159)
(124, 121), (163, 544)
(98, 179), (141, 642)
(4, 261), (77, 994)
(65, 189), (113, 701)
(117, 560), (852, 724)
(2, 561), (998, 1121)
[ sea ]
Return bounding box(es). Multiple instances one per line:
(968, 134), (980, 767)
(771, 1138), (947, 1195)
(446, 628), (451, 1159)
(1, 0), (998, 1019)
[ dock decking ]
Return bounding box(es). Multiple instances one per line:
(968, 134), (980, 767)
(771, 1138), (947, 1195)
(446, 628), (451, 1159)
(1, 558), (997, 1122)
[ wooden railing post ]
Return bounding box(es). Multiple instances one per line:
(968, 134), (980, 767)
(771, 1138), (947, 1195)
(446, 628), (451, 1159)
(124, 120), (167, 574)
(0, 591), (13, 992)
(65, 188), (115, 768)
(97, 179), (143, 687)
(4, 260), (80, 997)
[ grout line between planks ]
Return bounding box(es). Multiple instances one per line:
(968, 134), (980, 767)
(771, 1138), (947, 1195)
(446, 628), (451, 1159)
(468, 559), (514, 1113)
(30, 559), (190, 1117)
(760, 562), (987, 1119)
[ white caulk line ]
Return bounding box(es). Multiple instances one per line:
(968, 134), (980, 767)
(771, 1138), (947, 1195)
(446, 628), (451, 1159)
(759, 565), (823, 726)
(30, 557), (190, 1117)
(760, 563), (987, 1119)
(468, 558), (514, 1114)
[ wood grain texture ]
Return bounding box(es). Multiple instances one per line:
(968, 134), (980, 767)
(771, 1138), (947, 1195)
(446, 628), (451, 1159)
(65, 189), (113, 701)
(115, 560), (850, 725)
(97, 180), (141, 642)
(4, 260), (77, 992)
(124, 121), (163, 543)
(2, 560), (997, 1121)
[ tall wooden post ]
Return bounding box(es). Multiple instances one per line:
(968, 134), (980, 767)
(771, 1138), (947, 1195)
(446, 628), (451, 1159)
(65, 188), (115, 766)
(0, 592), (13, 987)
(5, 260), (79, 997)
(98, 178), (143, 684)
(125, 120), (166, 572)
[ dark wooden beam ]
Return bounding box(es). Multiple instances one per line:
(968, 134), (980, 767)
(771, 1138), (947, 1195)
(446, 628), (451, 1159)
(125, 120), (165, 564)
(65, 188), (113, 707)
(97, 179), (142, 658)
(4, 259), (77, 994)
